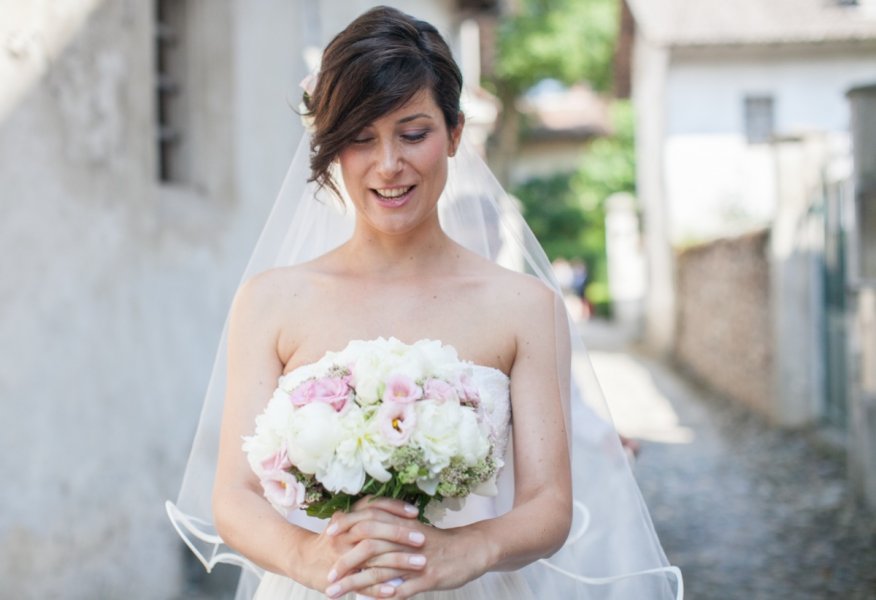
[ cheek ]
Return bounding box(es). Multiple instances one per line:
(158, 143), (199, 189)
(415, 140), (450, 181)
(338, 152), (364, 192)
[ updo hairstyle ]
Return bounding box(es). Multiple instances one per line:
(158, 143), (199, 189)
(303, 6), (463, 198)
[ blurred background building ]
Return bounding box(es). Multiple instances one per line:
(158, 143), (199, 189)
(624, 0), (876, 508)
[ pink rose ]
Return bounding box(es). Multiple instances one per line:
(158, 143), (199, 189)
(290, 376), (351, 412)
(381, 374), (422, 404)
(455, 373), (481, 407)
(259, 450), (306, 516)
(377, 402), (416, 446)
(423, 378), (458, 403)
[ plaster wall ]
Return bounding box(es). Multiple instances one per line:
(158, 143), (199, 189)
(0, 1), (302, 597)
(632, 35), (676, 355)
(664, 49), (876, 244)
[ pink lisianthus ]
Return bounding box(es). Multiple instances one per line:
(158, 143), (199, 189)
(382, 374), (422, 404)
(423, 378), (458, 404)
(290, 376), (351, 412)
(377, 401), (416, 446)
(259, 451), (306, 516)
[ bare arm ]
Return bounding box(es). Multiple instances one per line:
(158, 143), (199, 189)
(212, 272), (425, 591)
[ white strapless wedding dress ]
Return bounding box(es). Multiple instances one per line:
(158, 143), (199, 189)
(252, 363), (535, 599)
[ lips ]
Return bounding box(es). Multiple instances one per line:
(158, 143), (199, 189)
(371, 185), (415, 208)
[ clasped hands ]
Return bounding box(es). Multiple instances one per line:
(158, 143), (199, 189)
(306, 497), (481, 599)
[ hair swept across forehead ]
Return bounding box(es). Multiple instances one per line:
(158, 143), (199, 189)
(303, 5), (463, 198)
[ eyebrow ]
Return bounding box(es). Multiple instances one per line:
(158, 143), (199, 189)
(397, 113), (434, 124)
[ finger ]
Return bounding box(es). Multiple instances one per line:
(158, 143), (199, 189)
(355, 578), (406, 600)
(325, 568), (407, 599)
(328, 539), (418, 581)
(352, 496), (420, 519)
(391, 576), (433, 600)
(349, 518), (426, 548)
(328, 510), (426, 548)
(332, 540), (426, 581)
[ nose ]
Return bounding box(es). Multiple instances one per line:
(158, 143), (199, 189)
(375, 140), (403, 179)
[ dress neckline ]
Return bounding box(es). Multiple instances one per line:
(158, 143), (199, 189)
(281, 338), (510, 381)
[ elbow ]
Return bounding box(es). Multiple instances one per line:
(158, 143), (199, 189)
(544, 494), (573, 558)
(211, 483), (239, 545)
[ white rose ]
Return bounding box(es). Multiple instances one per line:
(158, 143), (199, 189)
(285, 402), (343, 474)
(351, 351), (390, 404)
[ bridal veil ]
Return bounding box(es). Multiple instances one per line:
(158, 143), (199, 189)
(166, 126), (683, 599)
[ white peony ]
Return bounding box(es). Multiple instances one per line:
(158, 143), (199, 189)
(412, 400), (463, 473)
(455, 408), (490, 465)
(320, 455), (366, 495)
(284, 402), (343, 474)
(332, 406), (392, 485)
(413, 339), (460, 374)
(243, 395), (295, 471)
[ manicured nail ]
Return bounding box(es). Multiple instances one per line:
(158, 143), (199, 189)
(327, 569), (337, 583)
(408, 554), (426, 566)
(326, 583), (341, 598)
(326, 523), (338, 536)
(380, 584), (396, 596)
(404, 503), (418, 515)
(408, 531), (425, 544)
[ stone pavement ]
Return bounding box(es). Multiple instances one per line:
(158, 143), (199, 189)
(580, 319), (876, 600)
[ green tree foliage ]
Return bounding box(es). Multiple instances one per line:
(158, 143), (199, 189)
(513, 101), (635, 312)
(571, 100), (635, 211)
(491, 0), (619, 95)
(491, 0), (633, 311)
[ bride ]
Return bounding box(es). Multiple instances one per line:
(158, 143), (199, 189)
(167, 6), (682, 600)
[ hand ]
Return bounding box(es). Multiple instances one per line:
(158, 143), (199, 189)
(318, 497), (427, 598)
(327, 510), (491, 599)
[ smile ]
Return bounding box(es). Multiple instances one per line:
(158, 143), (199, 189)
(371, 186), (415, 207)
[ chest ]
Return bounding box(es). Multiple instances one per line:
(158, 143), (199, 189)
(278, 275), (517, 374)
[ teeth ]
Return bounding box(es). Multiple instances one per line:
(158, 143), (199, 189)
(375, 186), (412, 199)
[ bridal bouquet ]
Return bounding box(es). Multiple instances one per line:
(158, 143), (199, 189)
(243, 338), (499, 522)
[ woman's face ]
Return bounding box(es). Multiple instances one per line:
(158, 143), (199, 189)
(338, 89), (463, 238)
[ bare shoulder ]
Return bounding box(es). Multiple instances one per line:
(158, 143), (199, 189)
(463, 251), (558, 315)
(230, 264), (315, 324)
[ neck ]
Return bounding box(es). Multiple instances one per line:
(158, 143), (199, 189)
(340, 217), (456, 278)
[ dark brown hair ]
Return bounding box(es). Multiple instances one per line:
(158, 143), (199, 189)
(304, 6), (463, 197)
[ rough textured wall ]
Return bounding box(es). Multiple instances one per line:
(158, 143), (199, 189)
(0, 1), (301, 597)
(674, 231), (773, 417)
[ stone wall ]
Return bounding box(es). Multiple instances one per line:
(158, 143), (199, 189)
(674, 230), (773, 417)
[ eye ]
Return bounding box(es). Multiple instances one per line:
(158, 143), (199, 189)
(351, 136), (374, 145)
(402, 130), (428, 143)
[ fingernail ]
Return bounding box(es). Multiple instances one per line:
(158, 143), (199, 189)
(404, 503), (418, 515)
(326, 523), (338, 536)
(380, 584), (396, 596)
(326, 583), (341, 598)
(408, 531), (425, 544)
(408, 554), (426, 566)
(327, 569), (337, 583)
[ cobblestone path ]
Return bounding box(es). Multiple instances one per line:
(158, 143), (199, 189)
(581, 320), (876, 600)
